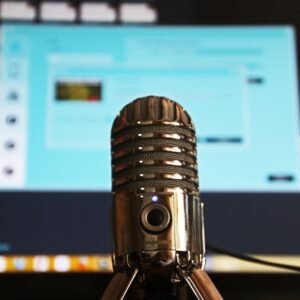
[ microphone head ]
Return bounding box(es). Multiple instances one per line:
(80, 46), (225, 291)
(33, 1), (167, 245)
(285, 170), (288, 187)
(111, 96), (204, 276)
(111, 96), (199, 195)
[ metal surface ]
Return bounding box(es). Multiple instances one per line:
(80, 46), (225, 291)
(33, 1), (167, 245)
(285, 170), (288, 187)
(111, 96), (203, 272)
(101, 268), (139, 300)
(102, 96), (222, 299)
(140, 202), (171, 233)
(113, 190), (204, 269)
(189, 268), (223, 300)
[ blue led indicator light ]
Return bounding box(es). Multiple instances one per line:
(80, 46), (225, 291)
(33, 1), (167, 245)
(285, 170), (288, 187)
(151, 195), (158, 202)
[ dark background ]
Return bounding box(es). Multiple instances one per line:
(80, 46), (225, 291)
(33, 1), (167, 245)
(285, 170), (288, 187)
(1, 0), (300, 299)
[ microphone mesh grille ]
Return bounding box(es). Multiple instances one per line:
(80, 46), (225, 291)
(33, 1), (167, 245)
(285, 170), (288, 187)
(111, 96), (199, 194)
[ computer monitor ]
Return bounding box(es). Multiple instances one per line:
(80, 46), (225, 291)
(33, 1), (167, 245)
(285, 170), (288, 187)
(0, 23), (300, 273)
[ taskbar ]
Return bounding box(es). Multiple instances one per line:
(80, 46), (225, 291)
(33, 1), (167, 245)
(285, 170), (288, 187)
(0, 254), (299, 273)
(0, 254), (113, 273)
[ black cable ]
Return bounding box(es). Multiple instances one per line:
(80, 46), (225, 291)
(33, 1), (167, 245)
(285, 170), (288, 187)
(207, 244), (300, 273)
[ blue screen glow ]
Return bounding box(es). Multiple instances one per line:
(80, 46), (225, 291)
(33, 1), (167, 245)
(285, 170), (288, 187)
(0, 25), (299, 192)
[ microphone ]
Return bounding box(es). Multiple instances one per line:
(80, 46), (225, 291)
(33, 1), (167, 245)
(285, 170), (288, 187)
(102, 96), (222, 300)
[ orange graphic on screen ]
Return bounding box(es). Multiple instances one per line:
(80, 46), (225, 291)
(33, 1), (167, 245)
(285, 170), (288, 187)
(55, 81), (102, 102)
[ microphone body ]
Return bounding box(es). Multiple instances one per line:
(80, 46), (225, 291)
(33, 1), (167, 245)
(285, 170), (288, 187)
(111, 96), (204, 277)
(103, 96), (222, 299)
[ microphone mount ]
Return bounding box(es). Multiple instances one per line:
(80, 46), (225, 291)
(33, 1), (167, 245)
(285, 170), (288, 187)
(102, 96), (223, 299)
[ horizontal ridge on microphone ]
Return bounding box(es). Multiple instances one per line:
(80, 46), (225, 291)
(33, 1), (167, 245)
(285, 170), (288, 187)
(111, 96), (199, 194)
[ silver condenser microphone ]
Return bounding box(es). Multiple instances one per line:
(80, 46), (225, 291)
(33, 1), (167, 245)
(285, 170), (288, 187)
(102, 96), (222, 300)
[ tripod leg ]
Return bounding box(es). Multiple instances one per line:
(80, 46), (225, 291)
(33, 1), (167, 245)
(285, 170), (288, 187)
(176, 284), (189, 300)
(190, 269), (223, 300)
(101, 268), (139, 300)
(178, 268), (223, 300)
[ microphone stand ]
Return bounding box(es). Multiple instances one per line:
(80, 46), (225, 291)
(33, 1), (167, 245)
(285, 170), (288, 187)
(101, 265), (222, 299)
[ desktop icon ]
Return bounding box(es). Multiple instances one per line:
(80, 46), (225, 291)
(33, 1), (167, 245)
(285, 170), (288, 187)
(13, 257), (26, 271)
(54, 255), (70, 272)
(98, 257), (109, 270)
(77, 256), (89, 271)
(0, 257), (7, 272)
(33, 256), (50, 272)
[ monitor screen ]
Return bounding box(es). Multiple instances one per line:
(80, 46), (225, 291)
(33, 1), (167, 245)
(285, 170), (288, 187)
(0, 24), (299, 273)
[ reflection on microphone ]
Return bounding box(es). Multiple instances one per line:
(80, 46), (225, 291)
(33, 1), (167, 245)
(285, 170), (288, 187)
(102, 96), (222, 300)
